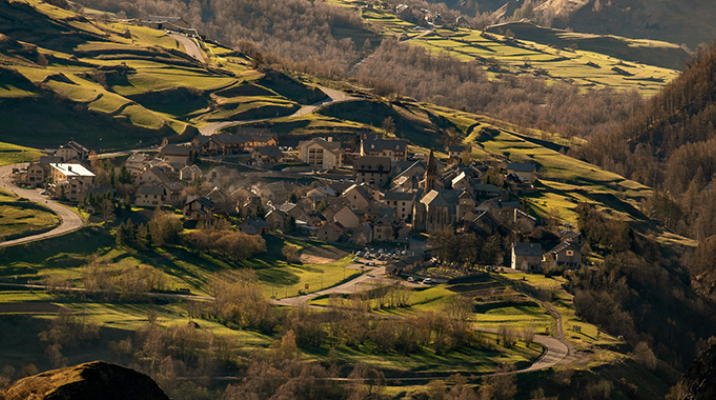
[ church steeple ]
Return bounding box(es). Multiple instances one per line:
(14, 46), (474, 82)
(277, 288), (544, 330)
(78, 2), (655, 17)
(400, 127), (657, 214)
(424, 147), (437, 191)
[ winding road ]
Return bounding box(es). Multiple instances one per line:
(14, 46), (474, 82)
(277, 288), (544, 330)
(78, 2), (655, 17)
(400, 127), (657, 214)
(0, 164), (85, 247)
(170, 33), (205, 61)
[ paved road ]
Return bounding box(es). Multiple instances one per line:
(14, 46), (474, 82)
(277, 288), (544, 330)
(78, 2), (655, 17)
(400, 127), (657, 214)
(199, 87), (359, 136)
(170, 33), (205, 61)
(0, 164), (85, 247)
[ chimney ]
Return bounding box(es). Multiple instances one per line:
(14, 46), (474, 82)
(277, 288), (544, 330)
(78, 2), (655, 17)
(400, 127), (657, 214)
(327, 137), (333, 142)
(68, 165), (72, 172)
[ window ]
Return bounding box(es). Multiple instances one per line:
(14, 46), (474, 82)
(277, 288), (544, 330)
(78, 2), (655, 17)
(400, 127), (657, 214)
(566, 250), (574, 256)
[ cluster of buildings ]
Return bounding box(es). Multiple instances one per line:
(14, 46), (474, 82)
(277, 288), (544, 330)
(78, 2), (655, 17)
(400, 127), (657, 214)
(14, 130), (582, 274)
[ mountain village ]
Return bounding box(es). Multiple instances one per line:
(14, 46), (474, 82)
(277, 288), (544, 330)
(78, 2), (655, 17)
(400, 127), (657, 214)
(13, 129), (582, 275)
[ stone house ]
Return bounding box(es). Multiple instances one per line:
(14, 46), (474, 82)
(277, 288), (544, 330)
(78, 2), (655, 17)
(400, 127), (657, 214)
(180, 165), (202, 181)
(183, 197), (215, 221)
(161, 144), (191, 168)
(265, 209), (287, 230)
(342, 184), (373, 210)
(544, 242), (582, 270)
(297, 137), (344, 169)
(317, 222), (344, 242)
(135, 184), (166, 207)
(511, 242), (543, 272)
(506, 163), (536, 182)
(360, 133), (408, 162)
(354, 156), (391, 186)
(239, 218), (271, 235)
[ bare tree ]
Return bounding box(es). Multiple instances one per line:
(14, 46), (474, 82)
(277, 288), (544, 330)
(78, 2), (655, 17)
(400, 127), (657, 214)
(281, 244), (300, 264)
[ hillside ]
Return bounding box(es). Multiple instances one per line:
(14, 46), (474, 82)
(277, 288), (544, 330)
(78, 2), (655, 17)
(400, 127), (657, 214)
(0, 0), (324, 150)
(1, 0), (716, 398)
(423, 0), (716, 49)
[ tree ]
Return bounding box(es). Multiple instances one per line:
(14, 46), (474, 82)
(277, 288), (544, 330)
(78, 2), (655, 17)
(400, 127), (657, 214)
(253, 202), (265, 218)
(632, 341), (657, 370)
(118, 164), (134, 185)
(285, 215), (297, 233)
(45, 344), (68, 369)
(281, 245), (300, 264)
(382, 117), (396, 134)
(149, 208), (183, 247)
(100, 198), (115, 225)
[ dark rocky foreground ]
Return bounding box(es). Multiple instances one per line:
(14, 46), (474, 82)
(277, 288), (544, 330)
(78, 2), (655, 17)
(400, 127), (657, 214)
(2, 361), (169, 400)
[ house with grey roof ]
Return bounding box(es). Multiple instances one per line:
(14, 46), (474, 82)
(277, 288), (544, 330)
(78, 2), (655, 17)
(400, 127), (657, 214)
(544, 242), (582, 270)
(507, 163), (536, 182)
(183, 197), (216, 221)
(239, 218), (271, 235)
(511, 242), (543, 272)
(354, 156), (391, 186)
(360, 133), (408, 161)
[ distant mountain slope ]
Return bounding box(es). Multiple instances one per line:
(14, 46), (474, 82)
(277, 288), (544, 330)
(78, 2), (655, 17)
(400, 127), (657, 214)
(427, 0), (716, 49)
(580, 44), (716, 240)
(486, 21), (690, 70)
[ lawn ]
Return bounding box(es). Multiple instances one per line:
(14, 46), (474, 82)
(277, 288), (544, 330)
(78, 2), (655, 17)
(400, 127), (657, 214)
(494, 272), (621, 351)
(0, 141), (42, 166)
(302, 331), (544, 373)
(0, 195), (59, 241)
(0, 227), (358, 299)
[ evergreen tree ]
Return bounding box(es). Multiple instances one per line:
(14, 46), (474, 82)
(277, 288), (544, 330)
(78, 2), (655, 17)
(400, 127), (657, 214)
(286, 215), (296, 233)
(118, 164), (134, 185)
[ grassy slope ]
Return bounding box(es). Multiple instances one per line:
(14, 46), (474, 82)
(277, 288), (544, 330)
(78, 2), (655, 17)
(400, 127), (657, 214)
(337, 0), (680, 97)
(0, 196), (60, 242)
(0, 0), (322, 150)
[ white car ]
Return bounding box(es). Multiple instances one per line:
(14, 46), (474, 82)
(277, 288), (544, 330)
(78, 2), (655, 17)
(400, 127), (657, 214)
(422, 278), (433, 284)
(407, 277), (415, 282)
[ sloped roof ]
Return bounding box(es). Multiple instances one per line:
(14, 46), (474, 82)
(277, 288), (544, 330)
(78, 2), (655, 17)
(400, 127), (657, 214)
(299, 138), (343, 154)
(383, 191), (414, 201)
(354, 156), (391, 172)
(127, 153), (149, 163)
(186, 196), (215, 208)
(344, 183), (373, 200)
(245, 218), (270, 229)
(362, 133), (407, 153)
(138, 185), (165, 196)
(420, 190), (449, 207)
(50, 163), (95, 177)
(546, 241), (578, 255)
(162, 144), (191, 156)
(512, 242), (542, 256)
(507, 163), (536, 172)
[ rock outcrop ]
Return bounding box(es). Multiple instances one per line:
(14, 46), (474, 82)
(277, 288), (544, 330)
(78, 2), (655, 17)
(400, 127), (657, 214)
(672, 340), (716, 400)
(2, 361), (170, 400)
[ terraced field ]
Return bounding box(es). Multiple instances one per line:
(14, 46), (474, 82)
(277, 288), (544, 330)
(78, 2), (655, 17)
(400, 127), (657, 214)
(0, 0), (323, 150)
(337, 1), (681, 96)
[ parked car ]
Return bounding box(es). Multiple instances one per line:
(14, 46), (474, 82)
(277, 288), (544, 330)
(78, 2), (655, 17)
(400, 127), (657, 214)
(422, 278), (433, 284)
(407, 277), (415, 282)
(352, 257), (360, 263)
